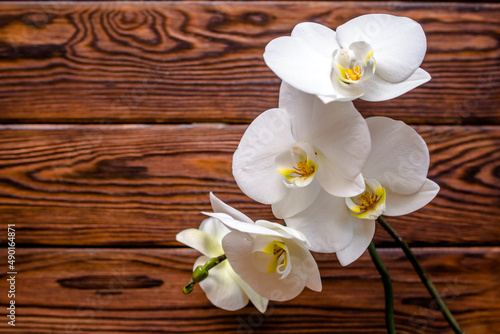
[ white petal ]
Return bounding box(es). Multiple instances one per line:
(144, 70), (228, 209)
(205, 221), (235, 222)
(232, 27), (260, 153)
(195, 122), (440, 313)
(336, 14), (427, 82)
(263, 36), (335, 97)
(176, 220), (226, 257)
(308, 100), (371, 196)
(279, 82), (363, 140)
(349, 41), (374, 63)
(291, 22), (340, 57)
(284, 190), (354, 253)
(195, 256), (249, 311)
(204, 212), (283, 238)
(336, 218), (376, 266)
(209, 192), (254, 224)
(272, 177), (321, 219)
(278, 82), (316, 142)
(255, 220), (309, 245)
(232, 108), (295, 204)
(222, 231), (308, 301)
(285, 240), (322, 292)
(364, 117), (430, 194)
(348, 41), (376, 83)
(360, 68), (431, 102)
(317, 155), (366, 197)
(229, 270), (269, 313)
(198, 217), (232, 244)
(329, 71), (365, 102)
(384, 179), (440, 216)
(316, 94), (339, 104)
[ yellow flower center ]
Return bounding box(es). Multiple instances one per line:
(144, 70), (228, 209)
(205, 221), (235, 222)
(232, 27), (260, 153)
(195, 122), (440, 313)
(276, 142), (318, 188)
(277, 156), (317, 186)
(295, 160), (316, 178)
(261, 240), (289, 275)
(333, 44), (375, 85)
(345, 65), (362, 81)
(346, 178), (386, 220)
(357, 190), (379, 211)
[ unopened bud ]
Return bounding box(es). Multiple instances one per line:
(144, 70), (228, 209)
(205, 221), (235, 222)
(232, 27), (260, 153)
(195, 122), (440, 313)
(183, 280), (195, 294)
(181, 254), (227, 295)
(192, 265), (209, 283)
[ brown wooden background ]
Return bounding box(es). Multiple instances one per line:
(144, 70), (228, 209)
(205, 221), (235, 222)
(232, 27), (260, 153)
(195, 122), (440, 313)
(0, 1), (499, 333)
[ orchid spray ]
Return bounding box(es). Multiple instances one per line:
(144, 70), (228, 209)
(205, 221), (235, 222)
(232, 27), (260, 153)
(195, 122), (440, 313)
(178, 14), (463, 334)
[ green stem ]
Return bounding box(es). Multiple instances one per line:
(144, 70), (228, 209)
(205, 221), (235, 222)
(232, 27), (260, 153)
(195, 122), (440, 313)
(377, 216), (463, 334)
(205, 254), (227, 271)
(183, 254), (227, 294)
(368, 242), (396, 334)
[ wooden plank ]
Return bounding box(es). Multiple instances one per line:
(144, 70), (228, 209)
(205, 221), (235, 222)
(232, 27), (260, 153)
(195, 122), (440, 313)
(0, 124), (498, 247)
(0, 247), (497, 333)
(0, 2), (498, 125)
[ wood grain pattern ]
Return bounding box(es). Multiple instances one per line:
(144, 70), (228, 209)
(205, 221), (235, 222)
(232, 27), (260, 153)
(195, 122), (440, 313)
(0, 2), (498, 333)
(0, 124), (498, 247)
(0, 247), (498, 333)
(0, 2), (498, 125)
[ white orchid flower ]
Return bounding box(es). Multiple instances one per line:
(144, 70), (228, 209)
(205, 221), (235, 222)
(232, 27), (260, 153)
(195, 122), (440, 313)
(204, 193), (322, 302)
(233, 82), (371, 219)
(285, 117), (439, 265)
(264, 14), (430, 103)
(176, 213), (269, 312)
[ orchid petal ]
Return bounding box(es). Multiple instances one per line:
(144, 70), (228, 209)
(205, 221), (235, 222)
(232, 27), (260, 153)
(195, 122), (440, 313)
(255, 220), (309, 246)
(222, 231), (308, 301)
(363, 117), (430, 194)
(176, 219), (227, 257)
(285, 241), (322, 292)
(278, 82), (316, 140)
(204, 212), (283, 238)
(198, 217), (231, 245)
(272, 177), (321, 219)
(291, 22), (340, 57)
(336, 218), (376, 266)
(327, 75), (365, 102)
(359, 68), (430, 102)
(233, 108), (295, 204)
(195, 256), (249, 311)
(279, 82), (363, 138)
(308, 99), (371, 196)
(336, 14), (427, 82)
(263, 37), (335, 97)
(349, 41), (374, 65)
(285, 190), (354, 253)
(316, 155), (366, 197)
(229, 270), (269, 313)
(384, 179), (440, 216)
(209, 192), (254, 224)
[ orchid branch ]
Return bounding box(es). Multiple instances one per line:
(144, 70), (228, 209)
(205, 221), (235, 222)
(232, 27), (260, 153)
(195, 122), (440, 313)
(376, 216), (463, 334)
(368, 242), (396, 334)
(183, 254), (227, 294)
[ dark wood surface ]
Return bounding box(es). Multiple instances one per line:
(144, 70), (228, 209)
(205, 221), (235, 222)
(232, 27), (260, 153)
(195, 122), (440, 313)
(0, 1), (499, 333)
(0, 125), (498, 247)
(1, 247), (499, 333)
(0, 2), (498, 125)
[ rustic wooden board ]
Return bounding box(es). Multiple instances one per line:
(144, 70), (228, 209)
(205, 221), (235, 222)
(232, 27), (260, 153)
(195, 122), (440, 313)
(0, 1), (498, 333)
(0, 124), (498, 247)
(0, 2), (498, 125)
(0, 247), (497, 333)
